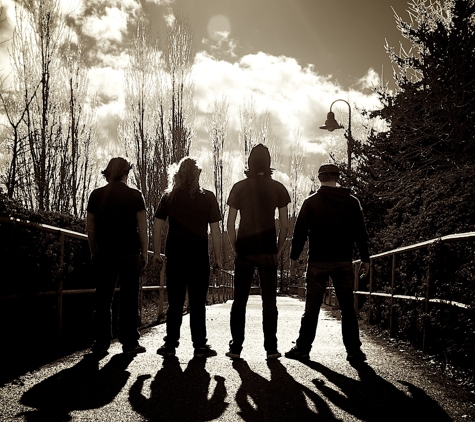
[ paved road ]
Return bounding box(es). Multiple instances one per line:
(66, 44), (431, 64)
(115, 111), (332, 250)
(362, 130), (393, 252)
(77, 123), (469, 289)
(1, 296), (474, 421)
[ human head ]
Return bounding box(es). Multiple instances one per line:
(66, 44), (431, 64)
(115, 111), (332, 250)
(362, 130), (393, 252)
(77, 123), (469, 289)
(102, 157), (132, 183)
(245, 144), (272, 177)
(169, 157), (202, 197)
(317, 163), (340, 183)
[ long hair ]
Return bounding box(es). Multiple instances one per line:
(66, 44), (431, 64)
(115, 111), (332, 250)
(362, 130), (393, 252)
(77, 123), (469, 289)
(167, 157), (202, 200)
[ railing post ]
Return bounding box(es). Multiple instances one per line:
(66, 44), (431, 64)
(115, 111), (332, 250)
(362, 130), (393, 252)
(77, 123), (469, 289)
(57, 231), (64, 343)
(422, 261), (432, 353)
(353, 261), (359, 313)
(389, 253), (397, 338)
(158, 257), (165, 317)
(368, 259), (374, 324)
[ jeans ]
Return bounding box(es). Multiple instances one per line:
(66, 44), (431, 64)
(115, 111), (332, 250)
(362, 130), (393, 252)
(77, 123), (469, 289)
(92, 252), (142, 348)
(164, 257), (210, 349)
(296, 261), (361, 353)
(230, 254), (278, 353)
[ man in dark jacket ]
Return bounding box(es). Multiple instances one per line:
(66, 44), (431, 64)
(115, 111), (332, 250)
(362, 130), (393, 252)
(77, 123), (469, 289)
(285, 163), (370, 363)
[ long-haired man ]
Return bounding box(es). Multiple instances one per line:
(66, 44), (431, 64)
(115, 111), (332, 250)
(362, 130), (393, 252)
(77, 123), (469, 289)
(226, 144), (290, 360)
(153, 157), (222, 358)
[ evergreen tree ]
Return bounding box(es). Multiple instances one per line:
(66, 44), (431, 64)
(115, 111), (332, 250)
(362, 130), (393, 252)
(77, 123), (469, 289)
(356, 0), (475, 251)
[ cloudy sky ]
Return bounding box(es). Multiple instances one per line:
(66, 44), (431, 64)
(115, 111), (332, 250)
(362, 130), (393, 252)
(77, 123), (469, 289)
(0, 0), (414, 192)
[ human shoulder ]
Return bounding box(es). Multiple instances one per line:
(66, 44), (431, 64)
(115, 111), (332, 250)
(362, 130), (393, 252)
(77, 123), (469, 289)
(202, 188), (217, 199)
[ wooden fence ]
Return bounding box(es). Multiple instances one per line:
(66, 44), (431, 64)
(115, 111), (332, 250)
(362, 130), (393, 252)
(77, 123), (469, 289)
(0, 216), (234, 340)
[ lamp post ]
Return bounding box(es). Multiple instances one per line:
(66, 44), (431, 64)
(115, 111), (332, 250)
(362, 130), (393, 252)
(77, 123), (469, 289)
(319, 99), (354, 172)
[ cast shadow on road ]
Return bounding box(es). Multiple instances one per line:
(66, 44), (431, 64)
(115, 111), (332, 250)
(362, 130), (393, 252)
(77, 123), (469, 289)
(232, 359), (341, 421)
(18, 352), (135, 422)
(129, 356), (228, 421)
(302, 360), (452, 422)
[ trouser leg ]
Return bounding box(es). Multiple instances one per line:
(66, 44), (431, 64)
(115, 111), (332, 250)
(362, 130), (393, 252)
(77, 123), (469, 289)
(188, 262), (210, 348)
(333, 263), (361, 352)
(229, 255), (254, 352)
(296, 263), (327, 353)
(258, 257), (278, 352)
(117, 254), (141, 347)
(164, 260), (187, 348)
(92, 254), (119, 348)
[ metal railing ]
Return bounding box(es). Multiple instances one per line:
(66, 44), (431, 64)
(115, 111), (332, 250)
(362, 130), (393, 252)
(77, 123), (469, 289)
(0, 215), (234, 339)
(352, 231), (475, 351)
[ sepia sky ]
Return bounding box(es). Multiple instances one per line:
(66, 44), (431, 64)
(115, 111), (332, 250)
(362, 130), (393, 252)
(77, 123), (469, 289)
(0, 0), (415, 190)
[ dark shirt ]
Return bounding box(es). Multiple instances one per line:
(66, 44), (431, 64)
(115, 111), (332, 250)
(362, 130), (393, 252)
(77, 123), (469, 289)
(87, 182), (146, 255)
(227, 176), (291, 255)
(155, 189), (221, 259)
(290, 186), (370, 263)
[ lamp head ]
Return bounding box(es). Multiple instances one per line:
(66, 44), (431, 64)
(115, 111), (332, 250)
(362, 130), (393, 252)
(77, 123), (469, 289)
(319, 111), (343, 132)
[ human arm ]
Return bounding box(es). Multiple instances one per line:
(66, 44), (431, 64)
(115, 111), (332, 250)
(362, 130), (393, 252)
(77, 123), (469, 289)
(86, 211), (96, 259)
(152, 217), (166, 267)
(289, 200), (309, 261)
(137, 209), (148, 267)
(226, 206), (238, 256)
(210, 221), (222, 271)
(277, 205), (289, 256)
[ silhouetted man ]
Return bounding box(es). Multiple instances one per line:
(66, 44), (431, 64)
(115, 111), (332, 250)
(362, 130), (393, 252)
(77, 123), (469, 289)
(153, 157), (222, 358)
(226, 144), (290, 360)
(285, 163), (370, 363)
(87, 157), (148, 354)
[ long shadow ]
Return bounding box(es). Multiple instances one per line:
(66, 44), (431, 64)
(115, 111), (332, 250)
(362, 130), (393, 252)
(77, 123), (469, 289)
(18, 352), (135, 421)
(129, 356), (228, 421)
(302, 360), (452, 422)
(232, 359), (340, 421)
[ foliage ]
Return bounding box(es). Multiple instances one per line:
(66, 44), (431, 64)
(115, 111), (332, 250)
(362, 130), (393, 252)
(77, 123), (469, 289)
(354, 0), (475, 374)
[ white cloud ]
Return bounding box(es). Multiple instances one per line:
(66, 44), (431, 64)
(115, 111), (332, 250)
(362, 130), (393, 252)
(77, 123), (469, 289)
(357, 68), (381, 90)
(82, 6), (128, 43)
(202, 31), (238, 59)
(191, 51), (383, 179)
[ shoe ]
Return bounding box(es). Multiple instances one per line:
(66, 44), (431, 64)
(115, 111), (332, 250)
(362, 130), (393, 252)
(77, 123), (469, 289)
(194, 345), (217, 358)
(285, 346), (310, 360)
(267, 350), (282, 359)
(157, 344), (176, 357)
(123, 344), (146, 354)
(225, 349), (241, 360)
(346, 349), (367, 363)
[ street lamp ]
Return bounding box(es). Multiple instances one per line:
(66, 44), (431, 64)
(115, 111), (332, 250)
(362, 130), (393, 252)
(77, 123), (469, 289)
(319, 99), (354, 171)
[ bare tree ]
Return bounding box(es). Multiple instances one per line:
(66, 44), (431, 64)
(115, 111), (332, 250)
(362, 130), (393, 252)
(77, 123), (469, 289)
(289, 130), (305, 218)
(120, 11), (196, 225)
(9, 0), (66, 211)
(3, 0), (97, 216)
(207, 95), (229, 228)
(120, 15), (164, 225)
(165, 12), (195, 164)
(238, 96), (257, 159)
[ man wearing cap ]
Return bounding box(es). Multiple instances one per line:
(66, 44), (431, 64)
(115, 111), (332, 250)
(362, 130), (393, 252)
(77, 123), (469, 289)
(285, 163), (370, 363)
(226, 144), (291, 359)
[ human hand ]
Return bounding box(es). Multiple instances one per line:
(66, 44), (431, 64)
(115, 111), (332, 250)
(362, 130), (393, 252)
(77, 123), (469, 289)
(213, 258), (222, 274)
(359, 262), (370, 279)
(153, 254), (164, 269)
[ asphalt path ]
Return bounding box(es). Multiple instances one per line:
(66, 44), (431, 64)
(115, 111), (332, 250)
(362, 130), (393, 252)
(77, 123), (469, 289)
(1, 296), (474, 421)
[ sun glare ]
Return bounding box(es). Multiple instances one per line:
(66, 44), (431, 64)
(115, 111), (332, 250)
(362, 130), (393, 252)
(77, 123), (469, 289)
(207, 15), (231, 40)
